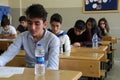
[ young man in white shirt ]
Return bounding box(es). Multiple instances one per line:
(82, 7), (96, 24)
(0, 18), (17, 39)
(0, 4), (60, 70)
(49, 13), (71, 55)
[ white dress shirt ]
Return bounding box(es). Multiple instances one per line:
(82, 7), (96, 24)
(0, 29), (60, 70)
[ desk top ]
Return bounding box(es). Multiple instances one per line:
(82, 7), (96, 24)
(18, 50), (104, 60)
(71, 46), (108, 53)
(60, 52), (104, 61)
(99, 41), (111, 46)
(0, 39), (14, 42)
(1, 68), (82, 80)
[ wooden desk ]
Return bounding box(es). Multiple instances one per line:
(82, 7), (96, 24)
(0, 39), (14, 51)
(102, 36), (118, 50)
(99, 41), (114, 71)
(60, 53), (104, 78)
(6, 46), (107, 66)
(6, 50), (26, 67)
(1, 68), (82, 80)
(99, 41), (112, 53)
(111, 37), (117, 44)
(71, 46), (108, 62)
(99, 41), (111, 46)
(71, 46), (108, 53)
(102, 36), (117, 44)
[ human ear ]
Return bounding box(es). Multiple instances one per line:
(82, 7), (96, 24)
(43, 21), (48, 28)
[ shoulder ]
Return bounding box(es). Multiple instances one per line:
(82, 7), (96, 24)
(0, 27), (3, 30)
(18, 31), (29, 37)
(9, 25), (16, 30)
(0, 27), (3, 33)
(17, 25), (23, 29)
(45, 30), (60, 45)
(67, 28), (74, 33)
(45, 30), (59, 40)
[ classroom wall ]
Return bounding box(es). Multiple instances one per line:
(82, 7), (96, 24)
(0, 0), (119, 58)
(46, 7), (120, 38)
(8, 0), (120, 38)
(0, 0), (9, 6)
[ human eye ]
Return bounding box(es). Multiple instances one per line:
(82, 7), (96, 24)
(27, 20), (32, 25)
(35, 22), (41, 26)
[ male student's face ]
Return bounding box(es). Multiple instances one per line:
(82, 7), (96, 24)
(50, 21), (61, 35)
(74, 27), (86, 36)
(3, 25), (9, 31)
(20, 21), (28, 28)
(27, 17), (47, 37)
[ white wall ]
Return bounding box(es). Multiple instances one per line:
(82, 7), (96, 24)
(9, 0), (21, 8)
(16, 0), (82, 8)
(0, 0), (9, 6)
(43, 0), (82, 8)
(21, 0), (44, 8)
(8, 0), (120, 38)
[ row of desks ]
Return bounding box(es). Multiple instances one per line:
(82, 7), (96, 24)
(0, 37), (117, 79)
(6, 46), (108, 78)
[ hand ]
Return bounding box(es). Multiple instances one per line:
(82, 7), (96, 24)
(73, 42), (81, 47)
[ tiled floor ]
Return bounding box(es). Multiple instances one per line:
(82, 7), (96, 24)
(105, 60), (120, 80)
(105, 41), (120, 80)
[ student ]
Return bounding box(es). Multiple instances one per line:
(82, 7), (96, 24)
(98, 18), (110, 36)
(67, 20), (90, 47)
(0, 16), (17, 39)
(86, 17), (102, 41)
(0, 4), (60, 70)
(16, 16), (28, 34)
(49, 13), (71, 54)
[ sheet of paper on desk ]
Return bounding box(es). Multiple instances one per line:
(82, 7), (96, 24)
(0, 67), (24, 78)
(0, 39), (15, 41)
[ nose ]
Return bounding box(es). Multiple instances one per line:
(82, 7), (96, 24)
(52, 26), (57, 31)
(30, 24), (36, 30)
(54, 27), (58, 31)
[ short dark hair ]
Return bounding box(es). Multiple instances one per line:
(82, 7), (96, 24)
(74, 20), (86, 30)
(50, 13), (62, 24)
(1, 18), (10, 27)
(25, 4), (48, 22)
(19, 16), (27, 22)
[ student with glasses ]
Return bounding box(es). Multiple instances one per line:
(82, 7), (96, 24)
(98, 18), (110, 36)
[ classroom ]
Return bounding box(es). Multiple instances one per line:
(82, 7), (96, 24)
(0, 0), (120, 80)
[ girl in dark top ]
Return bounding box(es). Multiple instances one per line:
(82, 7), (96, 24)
(86, 17), (102, 42)
(67, 20), (90, 47)
(98, 18), (110, 36)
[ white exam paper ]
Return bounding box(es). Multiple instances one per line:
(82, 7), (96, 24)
(0, 67), (24, 78)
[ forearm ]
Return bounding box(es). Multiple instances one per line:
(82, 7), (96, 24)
(47, 47), (59, 70)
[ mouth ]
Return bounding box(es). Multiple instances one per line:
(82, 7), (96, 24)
(30, 31), (36, 34)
